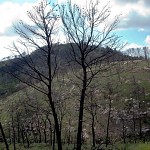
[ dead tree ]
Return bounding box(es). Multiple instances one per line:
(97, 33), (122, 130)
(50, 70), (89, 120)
(143, 47), (150, 67)
(85, 89), (99, 148)
(3, 1), (62, 149)
(103, 82), (114, 148)
(0, 122), (9, 150)
(60, 0), (122, 149)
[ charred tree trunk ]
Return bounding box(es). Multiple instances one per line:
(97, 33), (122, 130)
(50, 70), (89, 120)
(8, 124), (11, 144)
(133, 112), (136, 143)
(76, 64), (87, 150)
(48, 92), (62, 150)
(37, 116), (41, 143)
(44, 119), (47, 143)
(122, 118), (126, 144)
(52, 127), (56, 150)
(21, 126), (25, 144)
(47, 117), (53, 145)
(12, 115), (16, 150)
(92, 114), (96, 147)
(0, 122), (9, 150)
(16, 114), (21, 143)
(138, 102), (142, 140)
(106, 92), (112, 147)
(67, 119), (71, 145)
(25, 132), (30, 148)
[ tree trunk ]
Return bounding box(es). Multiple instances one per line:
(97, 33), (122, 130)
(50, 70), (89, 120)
(133, 112), (136, 143)
(53, 127), (56, 150)
(47, 117), (53, 145)
(8, 125), (11, 144)
(37, 116), (41, 143)
(16, 114), (20, 143)
(67, 119), (71, 145)
(139, 117), (142, 140)
(92, 115), (95, 147)
(25, 132), (30, 148)
(12, 126), (16, 150)
(139, 102), (142, 140)
(122, 118), (126, 144)
(12, 117), (16, 150)
(44, 119), (47, 143)
(76, 65), (87, 150)
(48, 93), (62, 150)
(21, 127), (25, 144)
(0, 122), (9, 150)
(106, 95), (112, 147)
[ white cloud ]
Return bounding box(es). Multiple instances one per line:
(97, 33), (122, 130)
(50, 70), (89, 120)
(0, 2), (37, 34)
(58, 0), (150, 30)
(145, 35), (150, 45)
(138, 28), (145, 32)
(0, 1), (39, 60)
(0, 2), (18, 34)
(123, 43), (142, 51)
(116, 1), (150, 29)
(1, 0), (150, 59)
(0, 35), (19, 60)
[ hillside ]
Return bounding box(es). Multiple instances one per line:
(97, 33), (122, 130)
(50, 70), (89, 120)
(0, 44), (149, 150)
(0, 43), (133, 99)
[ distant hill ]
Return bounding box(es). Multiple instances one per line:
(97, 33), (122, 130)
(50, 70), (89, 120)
(0, 43), (134, 98)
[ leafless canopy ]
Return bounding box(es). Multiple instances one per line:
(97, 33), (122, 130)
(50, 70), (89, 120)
(5, 0), (59, 94)
(60, 1), (123, 149)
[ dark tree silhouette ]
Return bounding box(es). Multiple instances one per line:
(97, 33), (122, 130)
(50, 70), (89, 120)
(0, 122), (9, 150)
(60, 0), (122, 149)
(4, 1), (62, 149)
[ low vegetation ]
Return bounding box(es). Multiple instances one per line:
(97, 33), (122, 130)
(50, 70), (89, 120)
(0, 59), (150, 150)
(0, 0), (150, 150)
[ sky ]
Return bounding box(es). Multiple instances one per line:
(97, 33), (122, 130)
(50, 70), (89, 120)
(0, 0), (150, 60)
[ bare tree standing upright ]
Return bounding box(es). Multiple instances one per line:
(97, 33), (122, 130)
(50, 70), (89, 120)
(60, 0), (122, 149)
(4, 1), (62, 149)
(143, 47), (150, 67)
(0, 122), (9, 150)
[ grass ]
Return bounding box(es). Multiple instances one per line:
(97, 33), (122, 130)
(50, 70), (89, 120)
(0, 60), (150, 150)
(128, 143), (150, 150)
(0, 143), (76, 150)
(1, 143), (150, 150)
(115, 142), (150, 150)
(0, 143), (51, 150)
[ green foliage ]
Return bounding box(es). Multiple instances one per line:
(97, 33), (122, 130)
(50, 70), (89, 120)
(1, 143), (149, 150)
(116, 143), (150, 150)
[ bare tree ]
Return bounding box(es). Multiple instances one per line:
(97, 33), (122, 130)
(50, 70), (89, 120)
(105, 83), (113, 147)
(143, 47), (150, 67)
(3, 1), (63, 149)
(0, 122), (9, 150)
(60, 0), (122, 149)
(84, 88), (100, 148)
